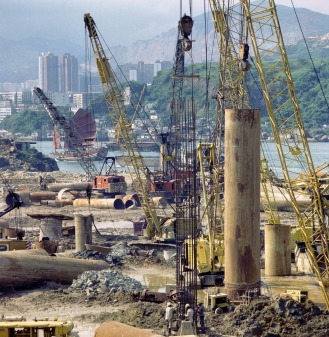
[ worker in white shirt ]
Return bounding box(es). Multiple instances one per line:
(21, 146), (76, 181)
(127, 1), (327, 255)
(185, 303), (194, 322)
(165, 302), (176, 335)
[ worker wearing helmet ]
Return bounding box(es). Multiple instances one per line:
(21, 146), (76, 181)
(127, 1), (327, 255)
(165, 302), (176, 335)
(197, 300), (205, 333)
(185, 303), (194, 322)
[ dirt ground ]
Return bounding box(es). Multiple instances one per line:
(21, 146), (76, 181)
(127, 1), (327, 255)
(0, 170), (327, 337)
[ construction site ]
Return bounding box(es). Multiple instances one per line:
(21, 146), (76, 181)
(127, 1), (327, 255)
(1, 1), (329, 337)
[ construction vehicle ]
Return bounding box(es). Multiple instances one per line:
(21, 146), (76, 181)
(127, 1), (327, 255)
(280, 290), (309, 303)
(92, 157), (127, 197)
(204, 293), (229, 313)
(84, 13), (174, 240)
(239, 0), (329, 308)
(0, 319), (74, 337)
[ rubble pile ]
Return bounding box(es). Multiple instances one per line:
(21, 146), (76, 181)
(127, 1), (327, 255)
(73, 250), (122, 267)
(206, 296), (329, 337)
(68, 270), (144, 295)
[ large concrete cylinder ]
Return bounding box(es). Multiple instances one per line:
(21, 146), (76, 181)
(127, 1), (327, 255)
(73, 198), (124, 209)
(29, 192), (57, 202)
(95, 322), (164, 337)
(39, 218), (62, 241)
(0, 249), (110, 287)
(46, 182), (92, 192)
(265, 224), (291, 276)
(75, 215), (92, 252)
(224, 109), (261, 300)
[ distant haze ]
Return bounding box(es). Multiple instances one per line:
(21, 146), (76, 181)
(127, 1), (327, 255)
(1, 0), (329, 48)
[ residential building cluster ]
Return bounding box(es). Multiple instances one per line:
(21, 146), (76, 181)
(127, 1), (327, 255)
(0, 52), (172, 124)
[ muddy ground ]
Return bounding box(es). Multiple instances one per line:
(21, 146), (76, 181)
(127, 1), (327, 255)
(0, 171), (326, 337)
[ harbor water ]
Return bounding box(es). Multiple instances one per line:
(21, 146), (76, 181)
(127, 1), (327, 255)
(33, 141), (329, 176)
(34, 141), (160, 174)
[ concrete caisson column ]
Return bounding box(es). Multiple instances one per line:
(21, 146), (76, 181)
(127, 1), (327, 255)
(75, 215), (92, 252)
(224, 109), (261, 300)
(39, 218), (63, 241)
(265, 224), (291, 276)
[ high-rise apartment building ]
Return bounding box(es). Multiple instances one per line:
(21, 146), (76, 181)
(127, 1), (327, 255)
(38, 52), (59, 92)
(60, 53), (78, 93)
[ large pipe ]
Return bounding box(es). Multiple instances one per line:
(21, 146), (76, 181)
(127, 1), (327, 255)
(40, 200), (74, 207)
(265, 224), (291, 276)
(151, 197), (167, 209)
(75, 215), (92, 252)
(0, 249), (110, 287)
(224, 109), (261, 300)
(46, 182), (92, 192)
(260, 193), (311, 212)
(95, 322), (164, 337)
(15, 191), (30, 204)
(122, 194), (141, 207)
(73, 198), (124, 210)
(29, 192), (57, 202)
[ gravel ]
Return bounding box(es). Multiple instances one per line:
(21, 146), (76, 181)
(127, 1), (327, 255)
(68, 270), (145, 296)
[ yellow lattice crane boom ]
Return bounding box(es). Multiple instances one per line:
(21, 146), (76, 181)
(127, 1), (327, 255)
(84, 13), (160, 238)
(241, 0), (329, 308)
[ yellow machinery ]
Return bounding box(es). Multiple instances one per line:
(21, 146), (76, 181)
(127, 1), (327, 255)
(204, 293), (229, 313)
(84, 14), (163, 239)
(0, 239), (26, 252)
(280, 290), (309, 303)
(240, 0), (329, 308)
(0, 320), (74, 337)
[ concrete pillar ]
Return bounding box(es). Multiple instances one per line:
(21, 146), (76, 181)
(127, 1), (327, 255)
(265, 224), (291, 276)
(160, 144), (168, 174)
(39, 218), (62, 241)
(75, 215), (92, 252)
(224, 109), (261, 300)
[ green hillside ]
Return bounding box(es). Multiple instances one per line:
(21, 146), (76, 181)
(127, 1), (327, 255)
(87, 58), (329, 128)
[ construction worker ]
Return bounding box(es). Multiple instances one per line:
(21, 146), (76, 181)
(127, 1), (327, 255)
(165, 302), (176, 335)
(197, 300), (205, 333)
(185, 303), (194, 322)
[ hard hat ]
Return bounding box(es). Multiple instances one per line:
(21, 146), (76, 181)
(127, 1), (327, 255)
(167, 302), (172, 307)
(198, 300), (203, 304)
(186, 304), (190, 308)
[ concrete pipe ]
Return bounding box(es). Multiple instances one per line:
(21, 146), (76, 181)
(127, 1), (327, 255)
(124, 199), (135, 208)
(75, 215), (92, 252)
(15, 191), (30, 204)
(115, 195), (125, 199)
(224, 109), (261, 300)
(40, 200), (74, 207)
(122, 194), (141, 207)
(29, 192), (57, 202)
(46, 182), (92, 192)
(151, 197), (167, 209)
(73, 198), (124, 210)
(260, 193), (311, 212)
(58, 188), (75, 201)
(39, 218), (62, 241)
(0, 219), (9, 229)
(95, 322), (164, 337)
(0, 249), (110, 287)
(265, 224), (291, 276)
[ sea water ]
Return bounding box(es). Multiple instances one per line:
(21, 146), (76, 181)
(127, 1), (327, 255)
(33, 141), (160, 174)
(34, 141), (329, 177)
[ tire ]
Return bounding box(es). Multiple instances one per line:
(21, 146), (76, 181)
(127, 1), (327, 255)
(215, 307), (223, 315)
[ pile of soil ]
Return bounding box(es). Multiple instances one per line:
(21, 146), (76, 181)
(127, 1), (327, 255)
(206, 296), (329, 337)
(99, 301), (166, 328)
(0, 287), (138, 312)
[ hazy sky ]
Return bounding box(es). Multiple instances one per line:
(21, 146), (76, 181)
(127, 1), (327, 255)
(0, 0), (329, 47)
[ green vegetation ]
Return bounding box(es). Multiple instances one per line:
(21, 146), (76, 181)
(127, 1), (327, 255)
(0, 109), (50, 135)
(88, 58), (329, 128)
(2, 59), (329, 135)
